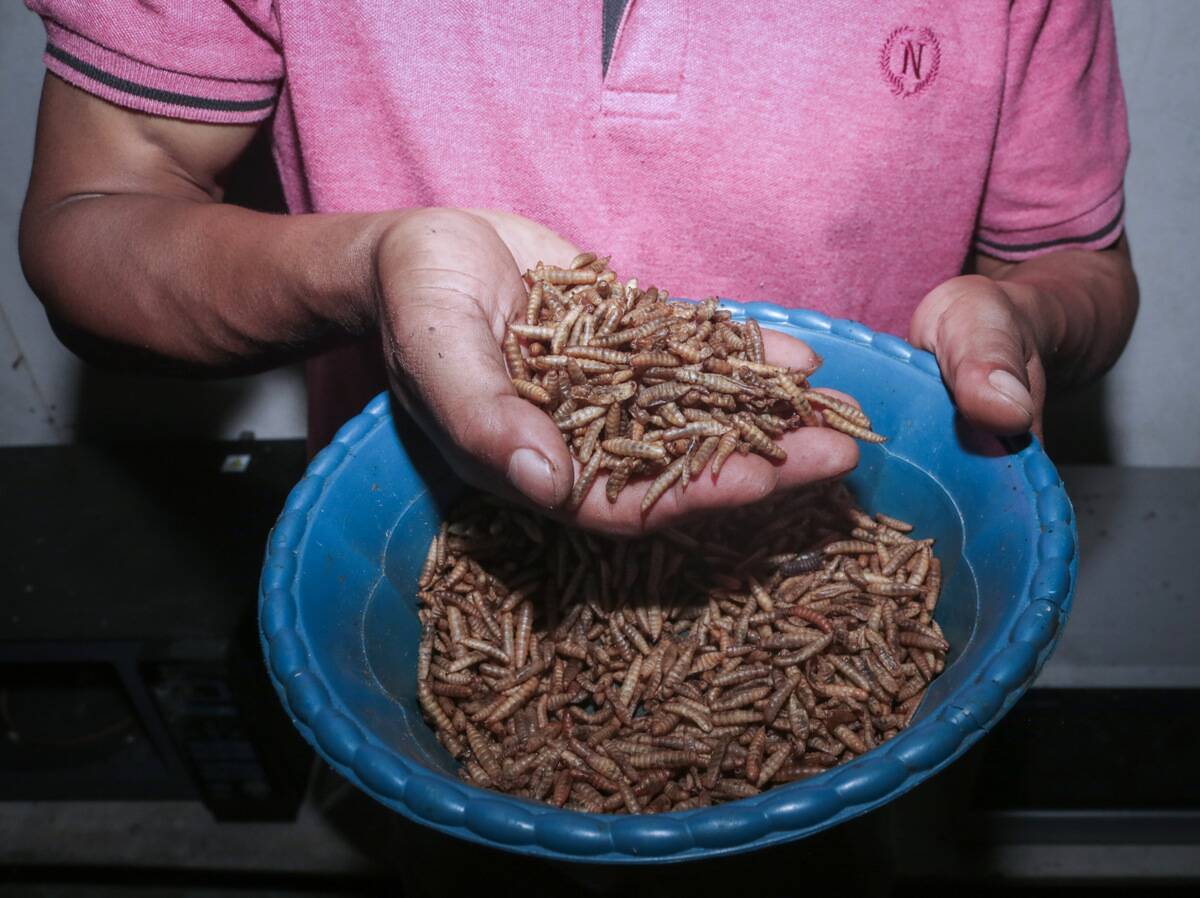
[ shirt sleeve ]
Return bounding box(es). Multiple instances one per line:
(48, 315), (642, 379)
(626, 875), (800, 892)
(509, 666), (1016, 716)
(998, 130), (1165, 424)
(25, 0), (283, 125)
(974, 0), (1130, 261)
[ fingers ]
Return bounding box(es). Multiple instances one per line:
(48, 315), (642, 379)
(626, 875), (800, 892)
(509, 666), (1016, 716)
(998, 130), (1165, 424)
(910, 276), (1039, 436)
(550, 326), (850, 534)
(566, 428), (859, 536)
(939, 322), (1035, 435)
(380, 215), (858, 529)
(389, 331), (575, 509)
(759, 328), (822, 375)
(377, 209), (574, 507)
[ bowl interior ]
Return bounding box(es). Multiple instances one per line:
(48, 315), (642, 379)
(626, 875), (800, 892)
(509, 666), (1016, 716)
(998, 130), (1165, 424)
(290, 318), (1040, 791)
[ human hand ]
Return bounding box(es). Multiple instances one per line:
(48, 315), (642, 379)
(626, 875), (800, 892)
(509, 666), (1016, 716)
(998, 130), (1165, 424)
(373, 209), (858, 535)
(909, 274), (1048, 440)
(567, 322), (859, 534)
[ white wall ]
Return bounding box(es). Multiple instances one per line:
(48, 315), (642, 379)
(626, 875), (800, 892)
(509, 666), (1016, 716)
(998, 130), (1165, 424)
(1104, 0), (1200, 464)
(1, 2), (1197, 459)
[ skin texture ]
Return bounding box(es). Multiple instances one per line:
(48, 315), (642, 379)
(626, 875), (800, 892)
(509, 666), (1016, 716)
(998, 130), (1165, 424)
(909, 238), (1139, 440)
(21, 74), (1137, 532)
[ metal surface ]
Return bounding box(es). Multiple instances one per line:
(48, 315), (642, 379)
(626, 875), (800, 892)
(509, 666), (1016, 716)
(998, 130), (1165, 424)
(1, 440), (313, 817)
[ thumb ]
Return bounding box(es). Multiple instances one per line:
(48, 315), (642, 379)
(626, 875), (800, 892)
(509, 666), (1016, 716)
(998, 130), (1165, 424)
(385, 286), (575, 509)
(377, 213), (575, 508)
(911, 276), (1037, 436)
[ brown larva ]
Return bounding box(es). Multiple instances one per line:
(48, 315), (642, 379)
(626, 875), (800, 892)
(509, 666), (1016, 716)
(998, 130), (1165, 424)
(567, 446), (607, 510)
(509, 323), (555, 341)
(802, 389), (871, 428)
(555, 405), (609, 431)
(822, 410), (888, 443)
(589, 317), (670, 348)
(537, 265), (599, 286)
(733, 413), (787, 461)
(635, 381), (694, 408)
(709, 429), (740, 476)
(416, 462), (946, 812)
(600, 438), (670, 463)
(564, 345), (632, 365)
(671, 367), (753, 396)
(640, 455), (689, 514)
(605, 458), (638, 502)
(525, 283), (544, 326)
(529, 355), (615, 375)
(511, 379), (551, 405)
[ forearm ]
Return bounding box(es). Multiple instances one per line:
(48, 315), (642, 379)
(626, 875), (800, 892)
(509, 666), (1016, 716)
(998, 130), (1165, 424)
(974, 237), (1139, 387)
(20, 194), (389, 374)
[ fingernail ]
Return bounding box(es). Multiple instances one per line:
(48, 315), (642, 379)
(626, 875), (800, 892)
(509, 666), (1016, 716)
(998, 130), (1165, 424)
(987, 369), (1033, 416)
(507, 447), (557, 507)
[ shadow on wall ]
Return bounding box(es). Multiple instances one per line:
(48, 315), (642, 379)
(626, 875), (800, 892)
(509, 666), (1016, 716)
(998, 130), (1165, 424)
(67, 125), (301, 444)
(70, 367), (303, 443)
(1042, 378), (1113, 465)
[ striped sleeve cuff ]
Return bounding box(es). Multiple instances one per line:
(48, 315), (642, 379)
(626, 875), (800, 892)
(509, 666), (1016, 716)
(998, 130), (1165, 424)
(43, 22), (278, 125)
(974, 186), (1126, 262)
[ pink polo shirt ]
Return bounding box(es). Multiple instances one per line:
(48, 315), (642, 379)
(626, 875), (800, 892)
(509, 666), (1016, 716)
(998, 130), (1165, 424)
(28, 1), (1130, 447)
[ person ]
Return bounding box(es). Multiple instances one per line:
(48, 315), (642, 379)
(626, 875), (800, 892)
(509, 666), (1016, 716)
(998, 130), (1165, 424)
(19, 1), (1137, 537)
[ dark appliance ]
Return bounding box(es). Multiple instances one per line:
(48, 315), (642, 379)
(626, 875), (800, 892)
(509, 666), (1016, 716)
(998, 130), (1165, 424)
(0, 439), (312, 820)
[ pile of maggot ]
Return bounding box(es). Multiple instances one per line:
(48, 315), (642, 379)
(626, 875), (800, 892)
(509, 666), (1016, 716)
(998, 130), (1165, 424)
(502, 253), (887, 513)
(415, 482), (948, 814)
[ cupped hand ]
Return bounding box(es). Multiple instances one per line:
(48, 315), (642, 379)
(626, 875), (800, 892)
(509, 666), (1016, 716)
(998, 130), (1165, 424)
(909, 274), (1048, 440)
(569, 327), (859, 535)
(374, 208), (858, 535)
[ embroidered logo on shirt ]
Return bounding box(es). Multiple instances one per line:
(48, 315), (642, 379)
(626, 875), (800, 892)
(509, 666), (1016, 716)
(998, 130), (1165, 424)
(880, 26), (940, 97)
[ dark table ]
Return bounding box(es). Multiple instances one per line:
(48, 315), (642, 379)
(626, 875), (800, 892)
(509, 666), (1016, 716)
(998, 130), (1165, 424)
(2, 455), (1198, 895)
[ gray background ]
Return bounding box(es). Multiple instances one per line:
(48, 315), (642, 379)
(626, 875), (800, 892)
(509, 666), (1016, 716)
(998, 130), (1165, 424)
(1, 2), (1197, 460)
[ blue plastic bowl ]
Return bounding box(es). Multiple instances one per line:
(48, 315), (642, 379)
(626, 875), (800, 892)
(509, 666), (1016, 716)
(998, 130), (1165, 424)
(259, 301), (1077, 863)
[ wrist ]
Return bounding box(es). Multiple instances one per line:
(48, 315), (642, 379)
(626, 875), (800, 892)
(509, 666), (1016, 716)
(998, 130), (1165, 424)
(290, 210), (412, 340)
(353, 210), (421, 333)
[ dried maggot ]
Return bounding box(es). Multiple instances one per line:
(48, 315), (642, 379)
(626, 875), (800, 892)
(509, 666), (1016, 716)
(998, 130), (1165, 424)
(416, 482), (948, 813)
(502, 255), (887, 511)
